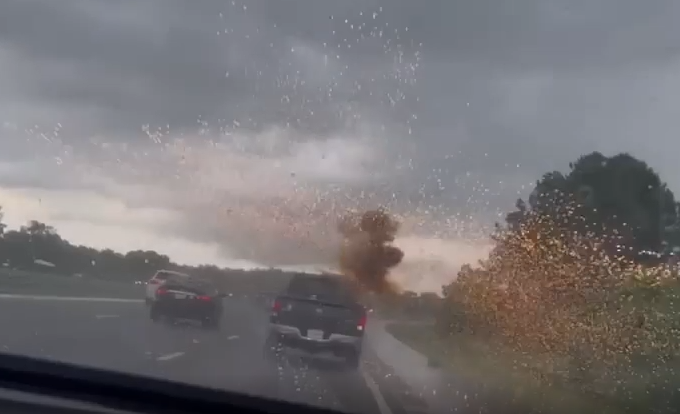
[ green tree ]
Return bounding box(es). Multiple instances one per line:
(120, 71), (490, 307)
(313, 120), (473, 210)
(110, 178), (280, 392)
(439, 153), (680, 409)
(504, 151), (675, 255)
(0, 205), (300, 294)
(20, 220), (57, 237)
(0, 206), (6, 236)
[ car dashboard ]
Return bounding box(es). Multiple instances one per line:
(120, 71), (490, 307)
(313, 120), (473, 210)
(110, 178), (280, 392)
(0, 352), (352, 414)
(0, 389), (127, 414)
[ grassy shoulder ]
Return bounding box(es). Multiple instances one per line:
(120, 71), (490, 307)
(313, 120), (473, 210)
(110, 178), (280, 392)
(385, 322), (637, 414)
(0, 270), (144, 298)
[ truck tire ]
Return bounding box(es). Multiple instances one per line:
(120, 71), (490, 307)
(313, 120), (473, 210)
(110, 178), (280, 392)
(202, 317), (220, 330)
(344, 350), (361, 370)
(263, 333), (283, 363)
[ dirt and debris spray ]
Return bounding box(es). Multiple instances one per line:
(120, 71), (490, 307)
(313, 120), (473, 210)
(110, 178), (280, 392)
(337, 208), (404, 294)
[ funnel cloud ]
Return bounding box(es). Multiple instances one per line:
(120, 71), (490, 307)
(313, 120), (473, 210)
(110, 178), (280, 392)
(338, 208), (405, 294)
(1, 0), (680, 292)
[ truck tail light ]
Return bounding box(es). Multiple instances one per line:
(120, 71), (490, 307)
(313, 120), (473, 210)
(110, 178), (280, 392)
(272, 299), (282, 312)
(357, 314), (367, 331)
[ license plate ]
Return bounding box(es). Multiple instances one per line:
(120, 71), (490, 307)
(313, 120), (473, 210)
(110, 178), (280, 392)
(307, 329), (324, 341)
(174, 293), (187, 299)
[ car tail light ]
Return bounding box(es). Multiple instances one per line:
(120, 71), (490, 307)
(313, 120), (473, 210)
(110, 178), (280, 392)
(156, 287), (169, 296)
(357, 314), (367, 331)
(196, 295), (211, 301)
(272, 299), (282, 312)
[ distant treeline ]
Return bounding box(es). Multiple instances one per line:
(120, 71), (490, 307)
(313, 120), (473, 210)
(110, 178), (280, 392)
(0, 217), (442, 316)
(0, 218), (298, 294)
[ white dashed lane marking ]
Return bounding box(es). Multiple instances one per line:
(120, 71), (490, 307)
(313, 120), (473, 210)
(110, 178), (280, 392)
(0, 294), (143, 303)
(156, 352), (185, 362)
(361, 367), (394, 414)
(95, 314), (120, 319)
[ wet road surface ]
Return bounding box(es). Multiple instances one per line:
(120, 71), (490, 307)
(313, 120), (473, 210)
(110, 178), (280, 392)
(0, 295), (429, 414)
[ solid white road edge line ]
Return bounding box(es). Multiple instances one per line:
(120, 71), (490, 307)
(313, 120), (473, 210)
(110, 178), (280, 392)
(156, 352), (185, 362)
(0, 294), (143, 303)
(361, 366), (393, 414)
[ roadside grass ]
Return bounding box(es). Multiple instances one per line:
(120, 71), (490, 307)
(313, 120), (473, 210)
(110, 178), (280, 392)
(0, 269), (143, 298)
(385, 322), (641, 414)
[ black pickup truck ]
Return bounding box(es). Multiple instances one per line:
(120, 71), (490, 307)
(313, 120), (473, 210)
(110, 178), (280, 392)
(264, 273), (367, 369)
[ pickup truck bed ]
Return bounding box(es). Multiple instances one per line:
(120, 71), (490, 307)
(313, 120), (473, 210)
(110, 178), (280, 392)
(264, 274), (367, 369)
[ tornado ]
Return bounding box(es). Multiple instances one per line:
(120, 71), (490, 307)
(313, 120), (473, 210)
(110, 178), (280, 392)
(337, 208), (404, 294)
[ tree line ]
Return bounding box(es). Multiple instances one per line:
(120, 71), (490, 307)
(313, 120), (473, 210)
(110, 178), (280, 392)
(0, 211), (441, 313)
(0, 217), (299, 294)
(436, 151), (680, 412)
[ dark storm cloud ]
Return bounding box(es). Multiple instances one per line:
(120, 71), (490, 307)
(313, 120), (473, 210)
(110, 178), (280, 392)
(0, 0), (250, 131)
(2, 0), (680, 265)
(0, 0), (415, 136)
(3, 0), (678, 139)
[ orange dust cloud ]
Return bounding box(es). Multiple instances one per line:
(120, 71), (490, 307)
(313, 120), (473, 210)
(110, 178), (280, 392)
(337, 208), (404, 294)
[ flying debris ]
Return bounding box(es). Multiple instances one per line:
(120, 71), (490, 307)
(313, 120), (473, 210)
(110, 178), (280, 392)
(337, 208), (404, 294)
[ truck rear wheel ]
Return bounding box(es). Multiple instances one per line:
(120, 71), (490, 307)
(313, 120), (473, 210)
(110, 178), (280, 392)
(344, 350), (361, 370)
(202, 317), (220, 330)
(263, 333), (283, 362)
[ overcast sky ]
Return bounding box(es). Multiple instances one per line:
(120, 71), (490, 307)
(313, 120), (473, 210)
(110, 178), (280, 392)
(1, 0), (680, 291)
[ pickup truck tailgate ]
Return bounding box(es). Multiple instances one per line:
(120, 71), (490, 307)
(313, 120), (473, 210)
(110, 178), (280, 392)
(272, 295), (364, 337)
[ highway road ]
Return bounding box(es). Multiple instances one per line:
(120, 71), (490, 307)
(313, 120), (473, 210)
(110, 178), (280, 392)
(0, 295), (431, 414)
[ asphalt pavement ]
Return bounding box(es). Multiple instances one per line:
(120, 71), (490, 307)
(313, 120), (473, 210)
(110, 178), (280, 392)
(0, 294), (426, 414)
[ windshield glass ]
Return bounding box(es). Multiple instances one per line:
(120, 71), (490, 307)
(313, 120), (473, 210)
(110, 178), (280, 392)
(0, 1), (677, 413)
(154, 271), (184, 281)
(285, 275), (359, 307)
(287, 275), (347, 297)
